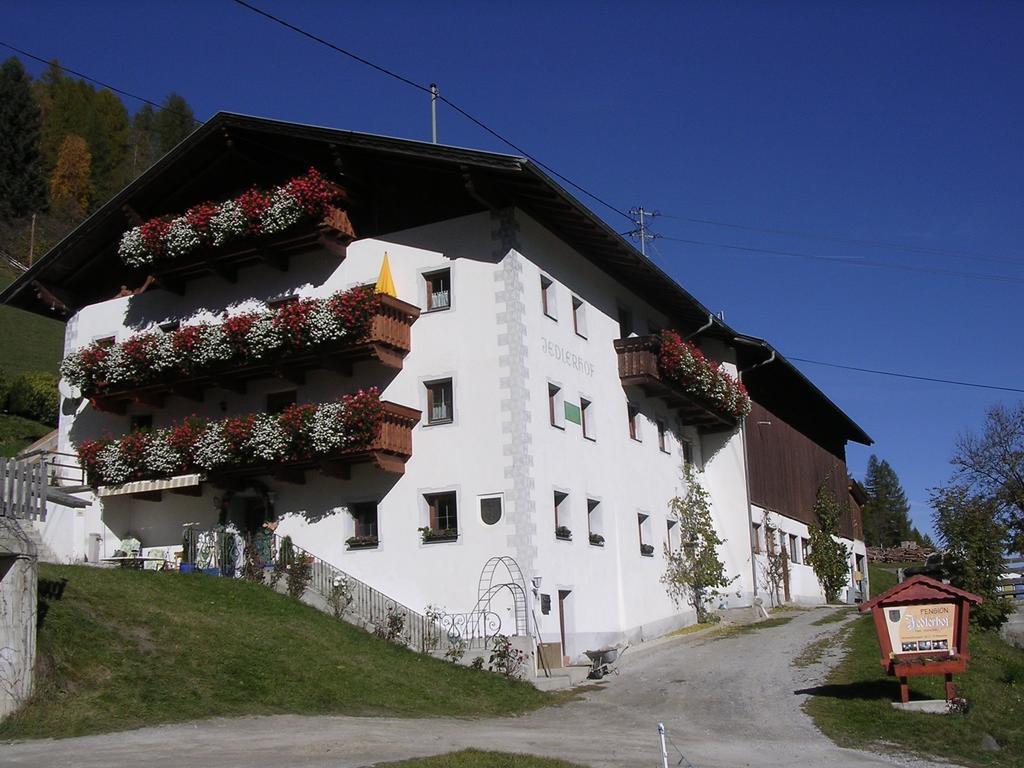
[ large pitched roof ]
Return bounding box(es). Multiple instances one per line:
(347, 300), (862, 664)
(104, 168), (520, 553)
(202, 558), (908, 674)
(0, 111), (871, 446)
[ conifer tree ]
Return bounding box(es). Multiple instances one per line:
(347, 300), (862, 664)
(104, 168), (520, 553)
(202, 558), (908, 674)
(931, 484), (1014, 629)
(862, 454), (912, 547)
(155, 93), (197, 154)
(0, 57), (47, 219)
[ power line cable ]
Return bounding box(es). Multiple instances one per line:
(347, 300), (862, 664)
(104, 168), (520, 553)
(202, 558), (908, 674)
(786, 356), (1024, 394)
(657, 234), (1024, 285)
(0, 40), (201, 126)
(659, 213), (1023, 268)
(227, 0), (633, 223)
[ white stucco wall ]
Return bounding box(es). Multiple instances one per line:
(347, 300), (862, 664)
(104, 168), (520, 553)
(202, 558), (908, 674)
(47, 205), (860, 659)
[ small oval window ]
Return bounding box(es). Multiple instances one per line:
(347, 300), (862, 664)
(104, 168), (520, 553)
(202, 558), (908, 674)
(480, 496), (502, 526)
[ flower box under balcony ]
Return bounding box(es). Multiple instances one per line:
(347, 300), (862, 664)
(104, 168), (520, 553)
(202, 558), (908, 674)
(148, 205), (356, 293)
(82, 293), (419, 415)
(613, 334), (750, 432)
(116, 169), (357, 292)
(80, 394), (421, 498)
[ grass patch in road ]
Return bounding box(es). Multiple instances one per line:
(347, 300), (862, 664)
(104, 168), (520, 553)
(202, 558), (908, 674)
(375, 749), (588, 767)
(802, 563), (1024, 767)
(0, 413), (52, 457)
(811, 609), (855, 627)
(708, 616), (793, 641)
(793, 626), (850, 669)
(0, 564), (552, 741)
(667, 621), (717, 638)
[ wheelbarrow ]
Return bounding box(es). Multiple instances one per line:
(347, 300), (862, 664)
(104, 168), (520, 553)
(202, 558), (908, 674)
(584, 643), (629, 679)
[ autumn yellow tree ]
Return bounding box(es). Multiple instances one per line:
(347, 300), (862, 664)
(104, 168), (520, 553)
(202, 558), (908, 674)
(49, 133), (91, 218)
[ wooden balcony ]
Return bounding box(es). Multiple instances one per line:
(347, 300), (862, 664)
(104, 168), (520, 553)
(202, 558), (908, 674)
(91, 294), (420, 414)
(214, 401), (421, 487)
(613, 335), (737, 432)
(102, 401), (421, 500)
(150, 205), (357, 294)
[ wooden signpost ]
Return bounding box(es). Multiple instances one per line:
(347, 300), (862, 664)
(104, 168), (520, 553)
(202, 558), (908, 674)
(858, 575), (982, 703)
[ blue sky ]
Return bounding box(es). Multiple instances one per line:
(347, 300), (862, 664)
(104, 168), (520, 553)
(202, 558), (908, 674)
(6, 1), (1023, 540)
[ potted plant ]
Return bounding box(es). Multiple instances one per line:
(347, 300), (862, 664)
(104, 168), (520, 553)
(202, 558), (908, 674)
(346, 534), (379, 550)
(555, 525), (573, 541)
(589, 532), (605, 547)
(419, 526), (458, 543)
(640, 543), (655, 556)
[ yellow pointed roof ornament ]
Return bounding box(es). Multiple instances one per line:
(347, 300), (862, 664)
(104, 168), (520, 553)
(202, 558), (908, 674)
(375, 252), (397, 297)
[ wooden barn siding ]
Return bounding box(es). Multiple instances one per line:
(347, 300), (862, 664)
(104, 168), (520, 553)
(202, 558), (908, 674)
(746, 401), (858, 539)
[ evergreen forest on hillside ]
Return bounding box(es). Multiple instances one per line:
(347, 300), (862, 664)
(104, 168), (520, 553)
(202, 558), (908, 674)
(0, 55), (198, 455)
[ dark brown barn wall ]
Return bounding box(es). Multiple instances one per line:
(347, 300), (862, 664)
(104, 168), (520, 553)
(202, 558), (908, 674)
(746, 401), (858, 539)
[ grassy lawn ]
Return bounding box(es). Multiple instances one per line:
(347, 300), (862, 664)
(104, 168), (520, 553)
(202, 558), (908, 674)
(803, 563), (1024, 766)
(0, 413), (52, 457)
(0, 264), (64, 378)
(0, 564), (553, 741)
(375, 750), (587, 767)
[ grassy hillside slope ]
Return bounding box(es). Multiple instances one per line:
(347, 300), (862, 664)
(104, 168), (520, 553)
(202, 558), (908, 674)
(0, 564), (550, 741)
(0, 263), (64, 378)
(0, 413), (51, 457)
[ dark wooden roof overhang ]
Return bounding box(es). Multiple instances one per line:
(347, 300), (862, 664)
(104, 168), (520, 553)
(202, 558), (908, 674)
(1, 112), (870, 450)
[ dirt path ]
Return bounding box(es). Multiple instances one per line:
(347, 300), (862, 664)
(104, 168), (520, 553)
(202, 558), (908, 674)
(1, 608), (952, 767)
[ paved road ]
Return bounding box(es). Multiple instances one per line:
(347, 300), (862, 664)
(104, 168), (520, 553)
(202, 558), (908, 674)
(2, 608), (948, 768)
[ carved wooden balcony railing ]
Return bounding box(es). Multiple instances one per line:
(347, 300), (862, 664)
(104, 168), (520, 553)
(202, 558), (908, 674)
(91, 294), (420, 414)
(214, 401), (422, 486)
(150, 205), (357, 294)
(97, 401), (421, 500)
(614, 335), (738, 432)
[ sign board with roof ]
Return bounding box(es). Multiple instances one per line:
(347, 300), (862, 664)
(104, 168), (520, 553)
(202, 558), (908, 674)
(858, 575), (982, 703)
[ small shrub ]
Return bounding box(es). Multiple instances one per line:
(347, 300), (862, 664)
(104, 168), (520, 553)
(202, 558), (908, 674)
(240, 545), (263, 584)
(423, 604), (445, 651)
(444, 639), (467, 664)
(8, 371), (59, 425)
(327, 576), (353, 619)
(373, 605), (407, 643)
(488, 634), (525, 679)
(269, 536), (292, 589)
(286, 554), (312, 600)
(470, 656), (485, 670)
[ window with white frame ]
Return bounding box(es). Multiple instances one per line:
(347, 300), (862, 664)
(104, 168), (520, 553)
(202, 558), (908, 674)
(548, 383), (565, 429)
(424, 269), (451, 311)
(638, 512), (653, 556)
(657, 420), (669, 453)
(587, 498), (603, 546)
(425, 378), (454, 424)
(627, 403), (642, 441)
(752, 521), (763, 554)
(540, 275), (557, 319)
(789, 533), (800, 564)
(424, 491), (458, 535)
(553, 491), (570, 539)
(581, 397), (594, 440)
(681, 438), (694, 466)
(571, 296), (587, 337)
(666, 518), (679, 551)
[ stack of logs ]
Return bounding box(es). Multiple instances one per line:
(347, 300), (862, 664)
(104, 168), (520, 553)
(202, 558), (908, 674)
(867, 543), (935, 563)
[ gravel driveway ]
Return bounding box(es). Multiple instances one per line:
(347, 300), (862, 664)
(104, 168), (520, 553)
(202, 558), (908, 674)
(1, 608), (952, 768)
